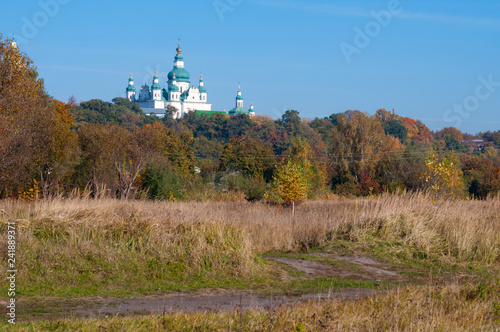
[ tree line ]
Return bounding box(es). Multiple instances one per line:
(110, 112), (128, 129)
(1, 36), (499, 201)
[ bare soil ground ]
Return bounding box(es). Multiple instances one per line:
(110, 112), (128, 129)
(13, 254), (407, 322)
(16, 288), (380, 322)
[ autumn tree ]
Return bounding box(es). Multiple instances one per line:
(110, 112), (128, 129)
(75, 123), (158, 199)
(421, 151), (465, 198)
(374, 108), (397, 122)
(414, 120), (433, 142)
(287, 138), (327, 197)
(218, 137), (276, 180)
(436, 127), (464, 143)
(135, 122), (196, 200)
(481, 130), (500, 148)
(310, 117), (336, 146)
(461, 154), (500, 199)
(0, 36), (77, 198)
(382, 144), (429, 192)
(401, 117), (419, 141)
(330, 112), (399, 195)
(273, 160), (309, 215)
(398, 117), (434, 143)
(436, 127), (467, 152)
(34, 101), (79, 196)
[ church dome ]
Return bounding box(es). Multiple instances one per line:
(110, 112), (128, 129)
(229, 107), (249, 115)
(168, 68), (190, 83)
(169, 84), (180, 92)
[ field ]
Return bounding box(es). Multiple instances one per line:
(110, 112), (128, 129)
(1, 193), (500, 331)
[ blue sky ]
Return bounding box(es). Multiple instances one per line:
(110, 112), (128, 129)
(1, 0), (499, 134)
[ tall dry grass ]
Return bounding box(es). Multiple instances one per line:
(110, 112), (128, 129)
(9, 282), (500, 331)
(0, 193), (499, 296)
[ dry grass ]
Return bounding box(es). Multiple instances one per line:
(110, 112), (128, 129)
(1, 193), (500, 329)
(0, 192), (499, 296)
(6, 283), (500, 331)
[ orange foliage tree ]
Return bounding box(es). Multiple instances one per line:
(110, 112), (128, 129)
(0, 35), (77, 198)
(330, 112), (404, 195)
(436, 127), (464, 143)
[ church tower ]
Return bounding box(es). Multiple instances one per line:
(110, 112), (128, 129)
(151, 71), (162, 100)
(236, 83), (244, 108)
(126, 73), (136, 100)
(199, 74), (207, 102)
(229, 83), (252, 116)
(167, 43), (190, 93)
(249, 102), (255, 117)
(169, 73), (180, 101)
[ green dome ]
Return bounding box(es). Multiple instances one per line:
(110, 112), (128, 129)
(126, 85), (136, 92)
(229, 107), (249, 115)
(168, 67), (190, 83)
(236, 95), (243, 100)
(151, 73), (161, 90)
(169, 84), (180, 92)
(199, 86), (207, 93)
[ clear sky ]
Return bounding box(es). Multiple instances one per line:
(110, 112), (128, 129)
(1, 0), (499, 134)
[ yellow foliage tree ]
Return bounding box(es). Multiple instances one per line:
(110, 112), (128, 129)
(288, 139), (327, 198)
(274, 160), (309, 215)
(422, 152), (465, 198)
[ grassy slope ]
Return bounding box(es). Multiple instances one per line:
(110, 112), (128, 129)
(7, 283), (500, 331)
(1, 193), (499, 330)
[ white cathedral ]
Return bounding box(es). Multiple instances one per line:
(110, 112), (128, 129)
(126, 43), (255, 119)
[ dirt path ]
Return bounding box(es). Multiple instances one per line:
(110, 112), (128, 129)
(266, 254), (407, 282)
(332, 255), (404, 281)
(16, 254), (403, 321)
(16, 289), (378, 321)
(80, 289), (377, 316)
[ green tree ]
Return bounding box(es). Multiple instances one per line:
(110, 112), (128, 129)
(141, 162), (184, 201)
(71, 98), (156, 130)
(383, 119), (408, 142)
(279, 110), (303, 138)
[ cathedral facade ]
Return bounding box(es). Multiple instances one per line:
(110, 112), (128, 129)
(126, 43), (254, 118)
(126, 43), (212, 119)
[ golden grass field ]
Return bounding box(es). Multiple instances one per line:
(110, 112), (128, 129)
(1, 193), (500, 331)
